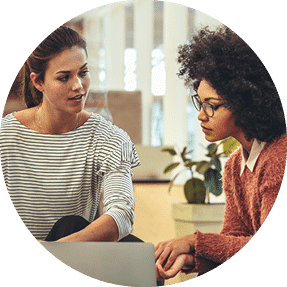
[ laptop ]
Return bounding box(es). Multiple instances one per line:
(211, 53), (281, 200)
(41, 242), (157, 287)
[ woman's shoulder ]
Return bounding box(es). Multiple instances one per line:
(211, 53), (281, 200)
(266, 134), (287, 154)
(1, 110), (26, 129)
(12, 107), (37, 130)
(258, 134), (287, 169)
(222, 147), (242, 181)
(1, 109), (41, 140)
(254, 135), (287, 191)
(225, 146), (242, 165)
(90, 113), (132, 143)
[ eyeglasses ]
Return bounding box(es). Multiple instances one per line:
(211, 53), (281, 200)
(191, 94), (226, 117)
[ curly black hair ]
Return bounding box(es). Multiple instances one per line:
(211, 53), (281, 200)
(178, 26), (286, 142)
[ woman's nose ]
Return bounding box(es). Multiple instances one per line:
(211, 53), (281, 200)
(72, 76), (83, 91)
(197, 106), (208, 122)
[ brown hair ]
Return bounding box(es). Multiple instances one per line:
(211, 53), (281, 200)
(22, 26), (87, 108)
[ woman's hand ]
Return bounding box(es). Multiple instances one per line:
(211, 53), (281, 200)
(155, 234), (196, 272)
(156, 253), (195, 280)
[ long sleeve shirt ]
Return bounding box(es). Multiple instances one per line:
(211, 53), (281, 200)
(0, 112), (140, 241)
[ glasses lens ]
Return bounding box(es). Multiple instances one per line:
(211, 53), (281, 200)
(202, 102), (214, 117)
(192, 95), (201, 111)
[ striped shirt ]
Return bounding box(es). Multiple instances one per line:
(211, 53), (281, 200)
(0, 112), (140, 240)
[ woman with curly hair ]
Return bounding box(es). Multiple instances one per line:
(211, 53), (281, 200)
(155, 26), (286, 280)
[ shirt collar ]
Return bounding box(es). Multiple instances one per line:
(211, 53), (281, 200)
(240, 139), (266, 175)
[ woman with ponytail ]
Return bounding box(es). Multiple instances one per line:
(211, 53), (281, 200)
(0, 26), (141, 243)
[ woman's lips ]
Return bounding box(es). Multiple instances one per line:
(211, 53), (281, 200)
(68, 94), (84, 101)
(201, 125), (212, 133)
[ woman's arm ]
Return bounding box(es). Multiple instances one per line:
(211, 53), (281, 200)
(56, 214), (118, 242)
(154, 168), (247, 273)
(57, 166), (134, 242)
(154, 198), (252, 277)
(102, 165), (135, 240)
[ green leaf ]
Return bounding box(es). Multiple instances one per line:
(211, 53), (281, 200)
(184, 149), (193, 156)
(162, 148), (177, 156)
(180, 147), (187, 162)
(211, 156), (222, 172)
(163, 162), (180, 174)
(184, 160), (198, 169)
(196, 161), (211, 175)
(184, 178), (206, 204)
(167, 171), (183, 193)
(204, 168), (223, 196)
(167, 169), (187, 193)
(206, 143), (218, 156)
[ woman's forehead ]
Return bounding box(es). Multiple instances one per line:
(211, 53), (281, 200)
(198, 79), (221, 101)
(46, 46), (87, 74)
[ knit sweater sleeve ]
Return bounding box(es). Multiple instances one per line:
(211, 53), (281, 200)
(258, 136), (287, 224)
(189, 136), (287, 274)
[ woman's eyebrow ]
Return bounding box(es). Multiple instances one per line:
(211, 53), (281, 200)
(202, 97), (221, 102)
(56, 63), (88, 74)
(56, 70), (70, 75)
(80, 63), (88, 69)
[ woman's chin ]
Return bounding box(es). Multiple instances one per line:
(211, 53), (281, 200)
(204, 134), (226, 143)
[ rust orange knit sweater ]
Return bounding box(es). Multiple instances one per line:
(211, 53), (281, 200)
(191, 135), (287, 274)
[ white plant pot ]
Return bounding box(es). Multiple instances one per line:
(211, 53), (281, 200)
(172, 203), (225, 236)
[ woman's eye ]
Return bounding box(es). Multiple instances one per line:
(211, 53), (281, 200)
(58, 75), (69, 82)
(80, 70), (89, 77)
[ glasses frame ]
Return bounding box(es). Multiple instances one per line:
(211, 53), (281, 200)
(191, 94), (226, 117)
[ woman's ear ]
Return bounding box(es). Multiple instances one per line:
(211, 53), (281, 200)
(30, 72), (44, 93)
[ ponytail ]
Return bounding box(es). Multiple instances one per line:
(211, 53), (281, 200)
(22, 62), (42, 108)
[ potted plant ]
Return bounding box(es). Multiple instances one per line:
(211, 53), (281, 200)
(162, 138), (240, 285)
(162, 137), (240, 204)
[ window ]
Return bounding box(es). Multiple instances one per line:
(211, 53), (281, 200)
(151, 98), (164, 146)
(98, 47), (106, 91)
(151, 1), (165, 146)
(150, 46), (165, 146)
(186, 99), (197, 154)
(124, 4), (136, 92)
(124, 48), (137, 91)
(151, 47), (166, 96)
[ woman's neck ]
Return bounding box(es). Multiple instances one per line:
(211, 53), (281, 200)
(235, 134), (254, 156)
(35, 104), (83, 134)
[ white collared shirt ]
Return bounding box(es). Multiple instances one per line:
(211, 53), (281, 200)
(240, 139), (266, 175)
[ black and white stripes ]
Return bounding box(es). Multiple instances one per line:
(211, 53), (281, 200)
(0, 113), (140, 240)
